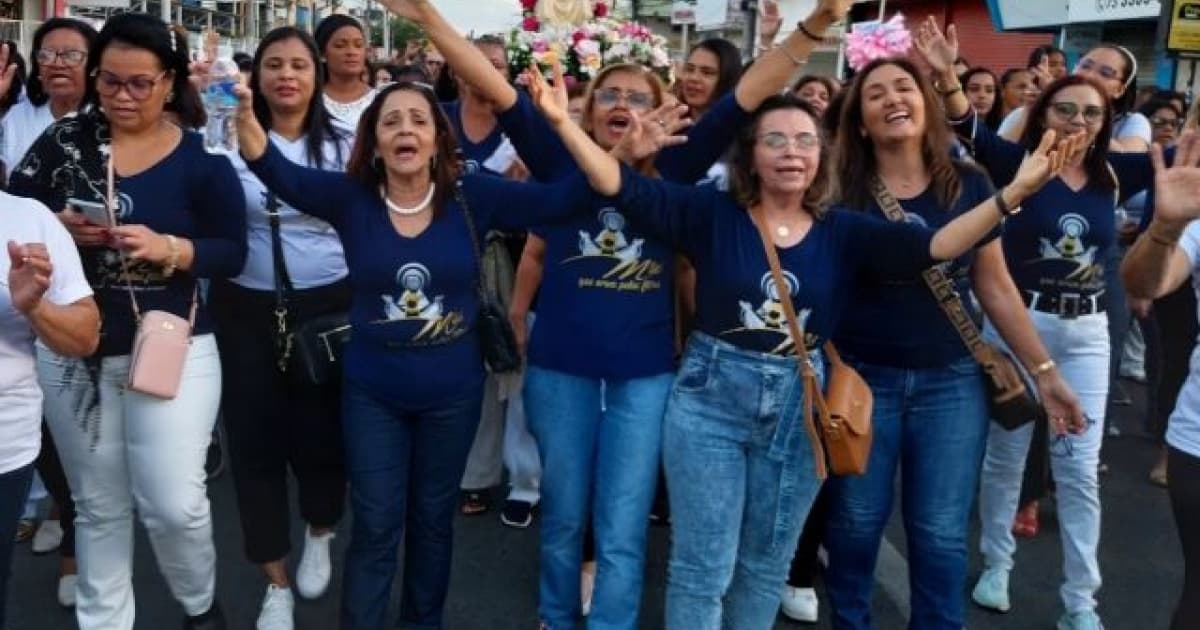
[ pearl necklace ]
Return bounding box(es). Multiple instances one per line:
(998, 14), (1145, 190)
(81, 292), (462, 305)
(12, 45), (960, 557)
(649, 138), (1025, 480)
(776, 225), (791, 238)
(384, 184), (436, 216)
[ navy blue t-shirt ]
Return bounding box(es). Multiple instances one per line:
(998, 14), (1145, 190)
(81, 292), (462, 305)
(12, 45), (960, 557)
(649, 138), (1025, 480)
(954, 110), (1154, 309)
(8, 112), (247, 357)
(246, 142), (592, 404)
(614, 165), (938, 356)
(496, 92), (749, 378)
(835, 166), (999, 368)
(443, 100), (506, 176)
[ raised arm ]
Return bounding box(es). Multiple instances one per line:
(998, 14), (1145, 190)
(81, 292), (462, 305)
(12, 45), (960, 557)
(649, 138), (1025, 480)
(234, 85), (358, 225)
(389, 0), (518, 111)
(1123, 136), (1200, 299)
(735, 0), (852, 111)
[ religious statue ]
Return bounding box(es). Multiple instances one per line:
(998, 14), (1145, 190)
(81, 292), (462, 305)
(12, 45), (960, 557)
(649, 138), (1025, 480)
(536, 0), (594, 27)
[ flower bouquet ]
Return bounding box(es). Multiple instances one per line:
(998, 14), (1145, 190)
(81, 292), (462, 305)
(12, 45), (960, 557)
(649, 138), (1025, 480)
(507, 0), (674, 88)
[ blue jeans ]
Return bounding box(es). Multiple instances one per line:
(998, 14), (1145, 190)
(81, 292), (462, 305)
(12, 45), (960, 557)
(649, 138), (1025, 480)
(0, 462), (34, 628)
(340, 379), (483, 630)
(523, 365), (672, 630)
(663, 332), (825, 630)
(824, 355), (987, 630)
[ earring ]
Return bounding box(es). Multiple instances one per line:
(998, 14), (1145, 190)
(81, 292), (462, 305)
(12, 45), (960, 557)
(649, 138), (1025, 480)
(430, 154), (438, 173)
(166, 91), (175, 103)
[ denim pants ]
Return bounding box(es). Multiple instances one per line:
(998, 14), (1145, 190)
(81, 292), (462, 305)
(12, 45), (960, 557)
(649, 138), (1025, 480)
(340, 378), (483, 630)
(37, 336), (222, 630)
(523, 364), (672, 630)
(663, 332), (824, 630)
(979, 311), (1109, 614)
(0, 462), (34, 628)
(824, 356), (988, 630)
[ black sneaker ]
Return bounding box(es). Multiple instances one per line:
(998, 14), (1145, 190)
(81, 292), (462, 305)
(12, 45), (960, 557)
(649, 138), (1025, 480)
(205, 427), (225, 482)
(183, 602), (226, 630)
(500, 500), (533, 528)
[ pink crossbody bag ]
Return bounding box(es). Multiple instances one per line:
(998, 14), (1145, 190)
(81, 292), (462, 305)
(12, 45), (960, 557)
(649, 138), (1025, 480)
(105, 155), (196, 399)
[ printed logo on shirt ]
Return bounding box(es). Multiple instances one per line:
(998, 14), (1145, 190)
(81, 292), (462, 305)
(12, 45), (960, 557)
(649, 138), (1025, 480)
(723, 271), (816, 355)
(1032, 213), (1102, 283)
(564, 208), (663, 293)
(377, 262), (468, 345)
(94, 191), (166, 289)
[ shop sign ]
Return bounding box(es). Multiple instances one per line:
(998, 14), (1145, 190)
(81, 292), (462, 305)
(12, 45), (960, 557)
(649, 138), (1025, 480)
(1168, 0), (1200, 53)
(1067, 0), (1162, 23)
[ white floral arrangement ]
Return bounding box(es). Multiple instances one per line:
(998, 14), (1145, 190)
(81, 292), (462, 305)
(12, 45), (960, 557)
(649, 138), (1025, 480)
(506, 13), (674, 88)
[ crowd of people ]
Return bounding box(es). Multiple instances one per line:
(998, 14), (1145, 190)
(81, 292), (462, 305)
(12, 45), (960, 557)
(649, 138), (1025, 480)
(0, 0), (1198, 629)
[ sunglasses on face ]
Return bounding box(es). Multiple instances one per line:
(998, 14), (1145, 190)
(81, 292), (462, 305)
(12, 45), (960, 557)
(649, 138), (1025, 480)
(1050, 101), (1105, 124)
(593, 87), (654, 112)
(1150, 116), (1182, 130)
(759, 131), (819, 151)
(94, 70), (169, 101)
(1075, 58), (1122, 82)
(36, 48), (86, 67)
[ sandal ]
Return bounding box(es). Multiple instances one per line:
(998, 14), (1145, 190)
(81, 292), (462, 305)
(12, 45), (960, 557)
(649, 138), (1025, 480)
(460, 491), (490, 516)
(1012, 502), (1039, 538)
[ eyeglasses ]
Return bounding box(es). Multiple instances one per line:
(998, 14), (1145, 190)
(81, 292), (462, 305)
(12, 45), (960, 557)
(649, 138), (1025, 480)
(1074, 58), (1122, 82)
(593, 87), (654, 112)
(759, 131), (819, 151)
(1050, 101), (1105, 124)
(94, 70), (169, 101)
(1150, 116), (1182, 130)
(36, 48), (86, 67)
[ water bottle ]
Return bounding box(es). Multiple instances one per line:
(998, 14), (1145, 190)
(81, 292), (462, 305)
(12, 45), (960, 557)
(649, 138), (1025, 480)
(203, 58), (240, 153)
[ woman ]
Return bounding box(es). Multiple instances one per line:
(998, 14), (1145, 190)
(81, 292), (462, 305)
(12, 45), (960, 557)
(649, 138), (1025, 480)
(1029, 44), (1069, 81)
(0, 196), (98, 629)
(1147, 98), (1184, 148)
(961, 66), (1001, 130)
(524, 56), (1076, 630)
(232, 78), (604, 629)
(209, 26), (352, 630)
(315, 14), (374, 130)
(814, 56), (1080, 630)
(393, 0), (856, 626)
(11, 13), (246, 630)
(1120, 135), (1200, 630)
(996, 68), (1036, 127)
(917, 19), (1159, 629)
(676, 38), (741, 120)
(791, 74), (838, 118)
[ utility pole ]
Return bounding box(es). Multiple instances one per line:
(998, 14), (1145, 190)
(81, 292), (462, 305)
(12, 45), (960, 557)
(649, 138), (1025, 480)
(741, 0), (758, 64)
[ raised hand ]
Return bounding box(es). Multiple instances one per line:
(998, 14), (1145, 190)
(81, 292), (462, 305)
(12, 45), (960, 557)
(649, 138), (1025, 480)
(0, 43), (17, 109)
(616, 102), (691, 162)
(913, 16), (958, 76)
(7, 241), (52, 315)
(1029, 55), (1054, 90)
(380, 0), (432, 22)
(815, 0), (854, 23)
(1010, 130), (1084, 198)
(1152, 130), (1200, 226)
(759, 0), (784, 46)
(525, 61), (569, 127)
(232, 83), (268, 160)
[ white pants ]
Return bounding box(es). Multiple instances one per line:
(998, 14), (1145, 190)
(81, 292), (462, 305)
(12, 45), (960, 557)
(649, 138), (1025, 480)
(461, 315), (542, 504)
(979, 311), (1109, 613)
(37, 335), (222, 630)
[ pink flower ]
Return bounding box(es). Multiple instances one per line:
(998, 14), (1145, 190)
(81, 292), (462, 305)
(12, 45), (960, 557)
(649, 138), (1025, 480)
(532, 38), (550, 52)
(522, 15), (540, 31)
(572, 30), (587, 43)
(593, 2), (608, 17)
(520, 0), (537, 10)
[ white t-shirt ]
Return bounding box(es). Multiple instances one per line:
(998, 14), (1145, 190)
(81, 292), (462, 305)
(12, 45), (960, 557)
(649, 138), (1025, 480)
(1170, 221), (1200, 457)
(228, 131), (351, 291)
(0, 99), (56, 178)
(0, 192), (92, 474)
(324, 88), (377, 133)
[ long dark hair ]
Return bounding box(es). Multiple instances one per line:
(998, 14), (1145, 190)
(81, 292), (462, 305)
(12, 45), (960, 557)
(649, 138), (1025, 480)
(26, 18), (97, 107)
(1019, 75), (1116, 193)
(835, 57), (963, 210)
(84, 13), (203, 128)
(960, 67), (1003, 130)
(729, 95), (831, 218)
(682, 38), (741, 108)
(251, 27), (347, 170)
(345, 82), (460, 215)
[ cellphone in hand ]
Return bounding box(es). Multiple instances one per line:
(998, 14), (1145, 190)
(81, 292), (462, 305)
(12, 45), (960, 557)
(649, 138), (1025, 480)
(67, 197), (112, 227)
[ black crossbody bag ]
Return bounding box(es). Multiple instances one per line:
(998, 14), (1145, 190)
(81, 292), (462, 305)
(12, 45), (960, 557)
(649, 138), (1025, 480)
(268, 193), (352, 386)
(454, 182), (522, 373)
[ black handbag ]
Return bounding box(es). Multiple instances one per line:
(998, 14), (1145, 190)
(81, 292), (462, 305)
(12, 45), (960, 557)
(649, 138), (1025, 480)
(267, 193), (351, 386)
(455, 182), (522, 373)
(870, 178), (1041, 430)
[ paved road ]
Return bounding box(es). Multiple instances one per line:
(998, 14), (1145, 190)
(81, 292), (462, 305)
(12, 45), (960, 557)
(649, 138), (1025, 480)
(7, 380), (1183, 629)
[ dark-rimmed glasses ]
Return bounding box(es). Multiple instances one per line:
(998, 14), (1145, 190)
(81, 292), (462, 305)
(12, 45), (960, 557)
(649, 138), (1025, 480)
(36, 48), (86, 67)
(94, 70), (169, 101)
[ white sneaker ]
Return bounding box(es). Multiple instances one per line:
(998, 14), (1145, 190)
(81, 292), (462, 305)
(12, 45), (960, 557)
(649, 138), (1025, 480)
(972, 567), (1011, 613)
(56, 574), (77, 608)
(32, 519), (63, 554)
(256, 584), (294, 630)
(295, 528), (334, 600)
(780, 586), (819, 623)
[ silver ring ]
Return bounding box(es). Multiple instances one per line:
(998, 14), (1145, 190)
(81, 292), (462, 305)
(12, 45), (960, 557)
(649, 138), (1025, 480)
(656, 119), (666, 127)
(21, 256), (29, 264)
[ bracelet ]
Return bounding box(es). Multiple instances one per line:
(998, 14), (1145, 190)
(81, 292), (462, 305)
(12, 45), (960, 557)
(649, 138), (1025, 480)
(1149, 228), (1179, 247)
(163, 234), (179, 278)
(1029, 359), (1057, 377)
(994, 188), (1020, 217)
(797, 20), (823, 43)
(933, 79), (963, 97)
(776, 44), (806, 66)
